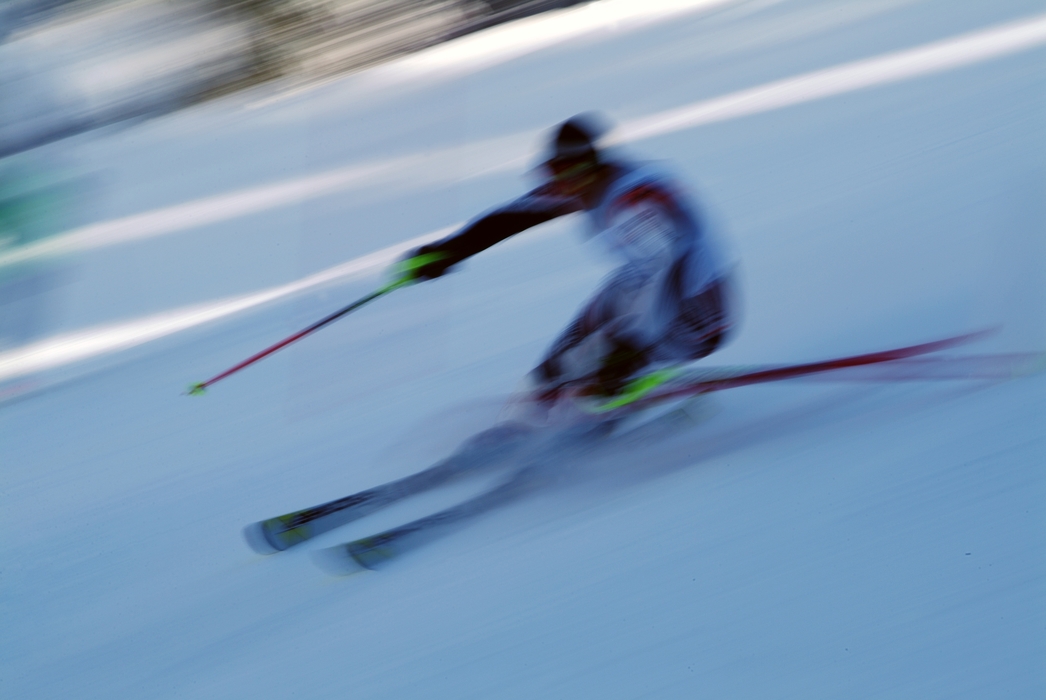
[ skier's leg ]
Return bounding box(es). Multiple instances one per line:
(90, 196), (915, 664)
(529, 267), (650, 393)
(497, 271), (649, 428)
(335, 465), (544, 570)
(378, 421), (537, 496)
(321, 427), (598, 570)
(656, 274), (735, 363)
(246, 422), (537, 552)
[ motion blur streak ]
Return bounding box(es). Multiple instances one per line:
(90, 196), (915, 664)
(4, 11), (1045, 383)
(615, 12), (1046, 142)
(0, 225), (456, 382)
(373, 0), (740, 82)
(2, 12), (1044, 272)
(0, 154), (433, 267)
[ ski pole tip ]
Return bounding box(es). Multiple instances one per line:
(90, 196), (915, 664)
(187, 382), (207, 396)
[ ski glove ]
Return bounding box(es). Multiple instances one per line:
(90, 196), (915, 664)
(396, 244), (459, 282)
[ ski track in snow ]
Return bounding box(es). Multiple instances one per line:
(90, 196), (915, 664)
(2, 0), (1044, 698)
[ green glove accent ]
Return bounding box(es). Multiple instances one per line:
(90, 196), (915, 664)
(588, 367), (682, 413)
(381, 251), (453, 293)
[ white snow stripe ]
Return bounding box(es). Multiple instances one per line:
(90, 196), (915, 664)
(4, 14), (1046, 383)
(3, 13), (1044, 270)
(614, 13), (1046, 142)
(0, 153), (423, 267)
(0, 225), (457, 383)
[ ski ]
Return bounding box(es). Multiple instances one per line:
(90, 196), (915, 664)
(244, 483), (400, 554)
(252, 331), (1034, 565)
(313, 467), (540, 574)
(243, 423), (533, 554)
(310, 427), (599, 573)
(583, 331), (1006, 415)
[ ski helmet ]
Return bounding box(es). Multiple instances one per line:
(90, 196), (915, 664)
(545, 112), (609, 169)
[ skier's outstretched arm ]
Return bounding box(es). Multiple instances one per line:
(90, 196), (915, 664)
(399, 184), (579, 280)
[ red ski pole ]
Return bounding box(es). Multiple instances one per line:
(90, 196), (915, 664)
(187, 252), (445, 395)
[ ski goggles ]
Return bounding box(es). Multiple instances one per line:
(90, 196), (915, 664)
(546, 156), (597, 182)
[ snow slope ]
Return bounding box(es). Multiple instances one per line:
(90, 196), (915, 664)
(2, 0), (1044, 697)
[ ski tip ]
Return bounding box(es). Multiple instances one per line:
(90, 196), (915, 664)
(186, 382), (206, 396)
(311, 545), (370, 577)
(243, 521), (282, 555)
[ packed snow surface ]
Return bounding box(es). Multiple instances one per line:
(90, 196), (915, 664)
(2, 0), (1044, 697)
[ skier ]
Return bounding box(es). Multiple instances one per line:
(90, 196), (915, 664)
(242, 117), (991, 569)
(261, 114), (742, 567)
(396, 113), (737, 414)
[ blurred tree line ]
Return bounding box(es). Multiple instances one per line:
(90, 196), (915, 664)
(203, 0), (589, 94)
(0, 0), (589, 157)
